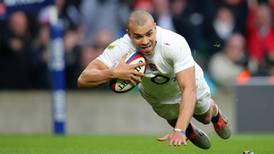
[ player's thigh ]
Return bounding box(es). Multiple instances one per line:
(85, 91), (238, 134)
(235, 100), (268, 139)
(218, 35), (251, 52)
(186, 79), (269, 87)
(148, 102), (179, 121)
(139, 89), (179, 120)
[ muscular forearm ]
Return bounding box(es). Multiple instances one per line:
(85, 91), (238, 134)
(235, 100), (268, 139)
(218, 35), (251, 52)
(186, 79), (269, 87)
(78, 68), (115, 88)
(175, 87), (196, 131)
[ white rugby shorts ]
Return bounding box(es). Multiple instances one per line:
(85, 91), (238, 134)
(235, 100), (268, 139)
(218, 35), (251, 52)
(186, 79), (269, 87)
(139, 76), (211, 120)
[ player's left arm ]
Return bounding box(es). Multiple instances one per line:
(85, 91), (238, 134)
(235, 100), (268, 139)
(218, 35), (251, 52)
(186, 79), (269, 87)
(158, 66), (196, 146)
(174, 66), (196, 139)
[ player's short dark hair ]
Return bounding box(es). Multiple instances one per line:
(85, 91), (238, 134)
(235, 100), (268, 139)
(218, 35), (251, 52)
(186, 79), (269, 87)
(127, 10), (154, 28)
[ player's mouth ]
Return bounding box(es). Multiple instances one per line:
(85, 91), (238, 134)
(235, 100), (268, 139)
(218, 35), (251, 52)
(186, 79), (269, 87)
(140, 44), (153, 54)
(140, 44), (152, 49)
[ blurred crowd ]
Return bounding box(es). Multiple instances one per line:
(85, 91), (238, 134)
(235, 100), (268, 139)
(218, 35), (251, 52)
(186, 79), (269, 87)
(0, 0), (273, 91)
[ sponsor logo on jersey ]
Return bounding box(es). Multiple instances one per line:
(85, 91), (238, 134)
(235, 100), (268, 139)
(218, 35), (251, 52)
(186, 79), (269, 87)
(149, 63), (158, 71)
(164, 42), (170, 46)
(106, 44), (115, 50)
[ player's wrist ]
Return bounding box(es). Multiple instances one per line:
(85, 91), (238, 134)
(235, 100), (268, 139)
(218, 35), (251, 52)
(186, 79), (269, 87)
(109, 68), (117, 79)
(174, 128), (186, 136)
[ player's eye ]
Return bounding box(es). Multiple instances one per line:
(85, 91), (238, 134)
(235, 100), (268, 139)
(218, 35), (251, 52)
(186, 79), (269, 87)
(146, 32), (152, 37)
(134, 35), (142, 40)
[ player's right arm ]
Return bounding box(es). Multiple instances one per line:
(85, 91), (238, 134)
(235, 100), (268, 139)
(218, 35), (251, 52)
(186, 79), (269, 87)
(77, 54), (144, 88)
(77, 59), (114, 87)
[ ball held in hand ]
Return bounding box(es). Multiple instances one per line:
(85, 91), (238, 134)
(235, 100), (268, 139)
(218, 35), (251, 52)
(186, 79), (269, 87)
(111, 52), (146, 93)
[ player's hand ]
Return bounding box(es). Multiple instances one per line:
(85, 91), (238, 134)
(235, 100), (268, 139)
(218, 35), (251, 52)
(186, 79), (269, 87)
(157, 131), (187, 147)
(112, 53), (144, 85)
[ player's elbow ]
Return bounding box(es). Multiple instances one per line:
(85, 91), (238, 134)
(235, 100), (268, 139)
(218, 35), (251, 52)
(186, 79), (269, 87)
(77, 72), (90, 88)
(77, 75), (85, 88)
(77, 71), (99, 88)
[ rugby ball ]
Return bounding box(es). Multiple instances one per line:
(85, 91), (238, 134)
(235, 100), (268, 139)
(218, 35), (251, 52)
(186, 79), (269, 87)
(111, 52), (146, 93)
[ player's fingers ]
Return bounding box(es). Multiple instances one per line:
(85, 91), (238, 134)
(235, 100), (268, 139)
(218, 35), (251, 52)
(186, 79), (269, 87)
(128, 78), (137, 86)
(157, 134), (170, 142)
(182, 139), (187, 145)
(169, 139), (174, 146)
(175, 140), (182, 147)
(171, 139), (181, 147)
(132, 71), (144, 78)
(130, 62), (144, 69)
(131, 75), (141, 83)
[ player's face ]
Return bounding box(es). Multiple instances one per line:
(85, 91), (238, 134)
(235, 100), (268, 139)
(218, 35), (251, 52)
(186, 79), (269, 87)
(128, 20), (157, 56)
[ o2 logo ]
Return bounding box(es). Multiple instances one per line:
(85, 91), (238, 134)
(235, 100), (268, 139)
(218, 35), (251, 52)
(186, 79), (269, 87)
(151, 74), (170, 84)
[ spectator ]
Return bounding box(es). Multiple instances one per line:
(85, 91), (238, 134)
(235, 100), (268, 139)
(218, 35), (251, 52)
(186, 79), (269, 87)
(38, 0), (83, 89)
(270, 0), (274, 12)
(209, 33), (248, 91)
(132, 0), (154, 13)
(203, 0), (247, 35)
(39, 0), (82, 29)
(93, 30), (115, 52)
(31, 26), (50, 89)
(79, 29), (115, 73)
(153, 0), (175, 31)
(206, 6), (236, 56)
(246, 2), (274, 75)
(80, 46), (99, 69)
(80, 0), (130, 44)
(64, 29), (82, 89)
(0, 11), (34, 89)
(170, 0), (205, 51)
(223, 0), (248, 34)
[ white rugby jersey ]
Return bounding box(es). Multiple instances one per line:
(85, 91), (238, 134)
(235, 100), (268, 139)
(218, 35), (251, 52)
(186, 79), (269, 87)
(97, 26), (206, 103)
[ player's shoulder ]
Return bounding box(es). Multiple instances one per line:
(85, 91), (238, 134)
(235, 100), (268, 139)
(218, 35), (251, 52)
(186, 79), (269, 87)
(105, 34), (133, 52)
(157, 26), (187, 49)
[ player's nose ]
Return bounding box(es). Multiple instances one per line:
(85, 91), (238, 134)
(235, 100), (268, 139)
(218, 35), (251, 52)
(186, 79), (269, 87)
(142, 37), (149, 45)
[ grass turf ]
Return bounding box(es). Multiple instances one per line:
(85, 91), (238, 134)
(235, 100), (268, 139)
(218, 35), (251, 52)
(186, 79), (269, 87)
(0, 134), (273, 154)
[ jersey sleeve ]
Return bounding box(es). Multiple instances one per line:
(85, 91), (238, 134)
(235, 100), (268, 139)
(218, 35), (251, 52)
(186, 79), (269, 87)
(96, 39), (126, 68)
(172, 37), (195, 73)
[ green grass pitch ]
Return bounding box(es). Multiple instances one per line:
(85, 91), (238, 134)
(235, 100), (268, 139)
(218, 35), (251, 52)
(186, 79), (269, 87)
(0, 134), (274, 154)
